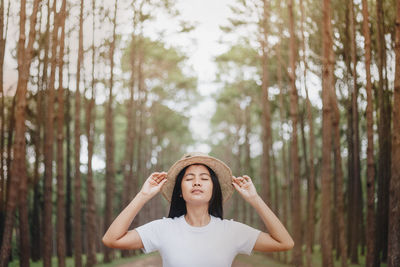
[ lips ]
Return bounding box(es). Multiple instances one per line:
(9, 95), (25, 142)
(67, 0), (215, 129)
(191, 189), (203, 193)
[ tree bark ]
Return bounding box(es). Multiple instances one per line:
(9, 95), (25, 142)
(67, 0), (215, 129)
(65, 24), (73, 258)
(56, 1), (67, 266)
(348, 0), (363, 263)
(260, 0), (272, 214)
(299, 0), (316, 263)
(321, 0), (334, 266)
(361, 0), (376, 265)
(244, 103), (253, 226)
(288, 0), (301, 265)
(85, 1), (99, 266)
(104, 0), (118, 262)
(276, 15), (289, 262)
(330, 82), (348, 267)
(0, 0), (10, 234)
(0, 0), (41, 265)
(74, 0), (85, 265)
(43, 0), (61, 264)
(387, 1), (400, 265)
(375, 0), (391, 264)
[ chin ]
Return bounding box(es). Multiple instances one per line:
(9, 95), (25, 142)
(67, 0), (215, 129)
(184, 196), (212, 205)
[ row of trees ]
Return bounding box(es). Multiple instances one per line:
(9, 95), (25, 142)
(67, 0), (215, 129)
(0, 0), (199, 266)
(0, 0), (399, 266)
(208, 0), (399, 266)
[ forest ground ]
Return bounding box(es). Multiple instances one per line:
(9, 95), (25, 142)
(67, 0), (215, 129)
(7, 247), (388, 266)
(114, 252), (287, 267)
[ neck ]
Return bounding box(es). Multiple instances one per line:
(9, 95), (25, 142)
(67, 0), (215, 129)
(184, 204), (210, 227)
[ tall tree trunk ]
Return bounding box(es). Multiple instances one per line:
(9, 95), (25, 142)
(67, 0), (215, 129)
(260, 0), (272, 214)
(387, 1), (400, 265)
(321, 0), (334, 265)
(65, 25), (73, 258)
(361, 0), (376, 265)
(0, 0), (41, 265)
(85, 85), (97, 266)
(104, 0), (118, 262)
(30, 3), (45, 261)
(375, 0), (391, 264)
(5, 93), (15, 210)
(56, 1), (67, 267)
(0, 1), (10, 237)
(288, 0), (301, 265)
(244, 103), (253, 226)
(344, 1), (355, 258)
(0, 0), (4, 218)
(330, 84), (348, 267)
(348, 0), (363, 263)
(299, 0), (316, 262)
(135, 36), (145, 228)
(233, 125), (241, 221)
(85, 1), (98, 266)
(43, 0), (61, 265)
(121, 30), (137, 257)
(31, 59), (43, 263)
(276, 24), (289, 262)
(74, 0), (85, 265)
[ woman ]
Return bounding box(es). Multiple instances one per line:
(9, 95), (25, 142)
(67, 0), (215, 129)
(102, 152), (294, 266)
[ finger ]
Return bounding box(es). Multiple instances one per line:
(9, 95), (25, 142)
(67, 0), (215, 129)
(232, 181), (239, 189)
(158, 175), (167, 182)
(233, 179), (243, 188)
(150, 173), (161, 181)
(159, 178), (168, 187)
(153, 172), (166, 179)
(157, 172), (167, 178)
(154, 174), (166, 183)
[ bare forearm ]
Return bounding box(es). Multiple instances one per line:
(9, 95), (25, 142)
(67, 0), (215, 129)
(250, 195), (294, 245)
(102, 192), (150, 242)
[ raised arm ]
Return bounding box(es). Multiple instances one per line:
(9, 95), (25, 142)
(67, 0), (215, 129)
(102, 172), (167, 250)
(232, 175), (294, 252)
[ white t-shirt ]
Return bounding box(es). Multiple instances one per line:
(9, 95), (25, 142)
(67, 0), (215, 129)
(135, 214), (261, 267)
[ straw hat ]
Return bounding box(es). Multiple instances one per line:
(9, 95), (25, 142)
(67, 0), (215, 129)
(161, 152), (234, 204)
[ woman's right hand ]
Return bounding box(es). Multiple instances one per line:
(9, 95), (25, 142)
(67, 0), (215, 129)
(139, 172), (168, 199)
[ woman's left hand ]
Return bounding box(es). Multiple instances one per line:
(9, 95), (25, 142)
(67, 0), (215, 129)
(232, 175), (259, 203)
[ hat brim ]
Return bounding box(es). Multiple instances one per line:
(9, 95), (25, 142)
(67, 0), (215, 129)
(161, 155), (234, 204)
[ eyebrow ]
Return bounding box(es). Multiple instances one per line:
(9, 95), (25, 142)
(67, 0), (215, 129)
(185, 173), (210, 177)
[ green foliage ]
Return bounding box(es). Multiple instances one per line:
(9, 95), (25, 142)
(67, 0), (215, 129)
(121, 35), (198, 105)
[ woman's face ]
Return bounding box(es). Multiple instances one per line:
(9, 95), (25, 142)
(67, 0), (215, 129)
(181, 164), (213, 204)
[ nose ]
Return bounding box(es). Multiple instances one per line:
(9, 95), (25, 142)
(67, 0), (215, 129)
(193, 178), (202, 187)
(193, 181), (201, 186)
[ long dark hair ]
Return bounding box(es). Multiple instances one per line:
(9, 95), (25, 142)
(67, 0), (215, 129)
(167, 163), (223, 219)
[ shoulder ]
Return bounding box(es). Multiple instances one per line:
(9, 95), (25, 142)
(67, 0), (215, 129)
(211, 217), (244, 231)
(220, 218), (243, 227)
(221, 218), (261, 234)
(136, 216), (177, 230)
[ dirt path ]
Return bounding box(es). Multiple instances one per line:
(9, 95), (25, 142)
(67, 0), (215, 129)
(116, 254), (253, 267)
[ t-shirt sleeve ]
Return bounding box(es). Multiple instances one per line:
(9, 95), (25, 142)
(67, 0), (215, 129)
(134, 218), (165, 254)
(228, 219), (261, 255)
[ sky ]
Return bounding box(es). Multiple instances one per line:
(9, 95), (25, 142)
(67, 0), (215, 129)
(157, 0), (235, 153)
